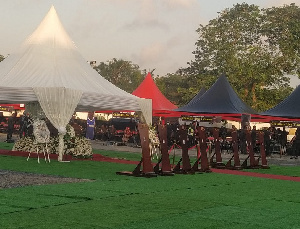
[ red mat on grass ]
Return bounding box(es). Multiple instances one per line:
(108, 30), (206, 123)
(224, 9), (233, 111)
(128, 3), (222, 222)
(210, 168), (300, 182)
(0, 149), (299, 182)
(0, 149), (138, 165)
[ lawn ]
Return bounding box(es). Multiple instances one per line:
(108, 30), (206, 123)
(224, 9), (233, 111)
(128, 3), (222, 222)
(0, 142), (300, 228)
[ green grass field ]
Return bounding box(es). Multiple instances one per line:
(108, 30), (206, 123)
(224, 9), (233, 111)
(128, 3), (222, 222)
(0, 142), (300, 228)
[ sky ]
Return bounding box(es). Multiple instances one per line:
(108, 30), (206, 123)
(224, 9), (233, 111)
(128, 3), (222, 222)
(0, 0), (299, 85)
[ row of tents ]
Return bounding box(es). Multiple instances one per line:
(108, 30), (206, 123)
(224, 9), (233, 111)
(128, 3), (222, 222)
(2, 71), (299, 124)
(0, 5), (299, 129)
(133, 71), (300, 123)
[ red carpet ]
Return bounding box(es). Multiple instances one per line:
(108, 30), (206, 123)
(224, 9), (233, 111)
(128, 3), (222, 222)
(0, 149), (138, 165)
(0, 149), (299, 182)
(92, 153), (138, 165)
(210, 168), (300, 182)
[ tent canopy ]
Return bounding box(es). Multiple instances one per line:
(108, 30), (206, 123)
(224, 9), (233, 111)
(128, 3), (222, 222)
(0, 6), (150, 160)
(176, 74), (257, 115)
(132, 72), (177, 116)
(261, 85), (300, 119)
(0, 6), (141, 112)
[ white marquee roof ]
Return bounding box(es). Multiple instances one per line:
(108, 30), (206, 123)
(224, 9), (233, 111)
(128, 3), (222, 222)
(0, 6), (141, 112)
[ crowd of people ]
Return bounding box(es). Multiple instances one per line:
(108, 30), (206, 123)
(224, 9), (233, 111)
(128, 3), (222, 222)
(2, 111), (300, 159)
(164, 121), (299, 158)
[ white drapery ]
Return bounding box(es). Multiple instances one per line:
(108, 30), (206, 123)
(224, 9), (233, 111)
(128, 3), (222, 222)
(138, 98), (152, 126)
(33, 87), (82, 161)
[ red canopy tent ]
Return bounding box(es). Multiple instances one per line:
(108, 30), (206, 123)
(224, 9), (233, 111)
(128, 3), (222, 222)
(132, 72), (178, 117)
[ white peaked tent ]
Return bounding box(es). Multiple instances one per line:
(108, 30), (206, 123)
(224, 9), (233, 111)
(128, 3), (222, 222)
(0, 6), (152, 161)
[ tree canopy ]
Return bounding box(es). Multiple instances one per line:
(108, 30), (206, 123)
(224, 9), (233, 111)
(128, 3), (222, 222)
(86, 4), (300, 111)
(93, 58), (145, 93)
(161, 3), (299, 111)
(181, 3), (300, 111)
(262, 3), (300, 76)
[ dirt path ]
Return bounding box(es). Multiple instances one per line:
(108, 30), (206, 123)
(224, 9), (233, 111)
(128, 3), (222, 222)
(0, 169), (92, 189)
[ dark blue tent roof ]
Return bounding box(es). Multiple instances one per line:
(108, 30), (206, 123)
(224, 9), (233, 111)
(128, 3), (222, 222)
(175, 74), (256, 114)
(262, 85), (300, 118)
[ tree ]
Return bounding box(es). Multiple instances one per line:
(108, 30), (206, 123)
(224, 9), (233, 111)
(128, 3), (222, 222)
(155, 73), (186, 106)
(0, 55), (4, 62)
(155, 71), (216, 107)
(94, 58), (145, 93)
(185, 3), (297, 111)
(262, 3), (300, 76)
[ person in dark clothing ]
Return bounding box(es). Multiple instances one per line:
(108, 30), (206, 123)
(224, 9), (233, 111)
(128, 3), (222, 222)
(280, 127), (288, 155)
(264, 128), (271, 156)
(108, 125), (116, 142)
(275, 128), (282, 143)
(220, 126), (227, 142)
(19, 112), (30, 138)
(86, 112), (95, 140)
(7, 113), (16, 142)
(291, 127), (300, 159)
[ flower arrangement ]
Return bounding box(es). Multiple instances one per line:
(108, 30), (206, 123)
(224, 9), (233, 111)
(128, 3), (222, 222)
(66, 124), (76, 138)
(148, 125), (160, 159)
(13, 137), (35, 152)
(12, 124), (93, 159)
(149, 125), (160, 146)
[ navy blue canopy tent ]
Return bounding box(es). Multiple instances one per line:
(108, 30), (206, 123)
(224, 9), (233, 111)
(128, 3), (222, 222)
(176, 74), (256, 116)
(261, 85), (300, 119)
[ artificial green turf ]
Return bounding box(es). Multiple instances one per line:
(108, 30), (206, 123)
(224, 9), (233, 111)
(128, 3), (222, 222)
(0, 154), (300, 229)
(0, 155), (135, 179)
(0, 142), (300, 228)
(0, 141), (15, 150)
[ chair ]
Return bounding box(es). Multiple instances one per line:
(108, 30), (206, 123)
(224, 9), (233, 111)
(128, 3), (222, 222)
(27, 120), (51, 163)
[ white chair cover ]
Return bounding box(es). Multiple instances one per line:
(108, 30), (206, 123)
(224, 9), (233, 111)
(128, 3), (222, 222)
(33, 119), (50, 144)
